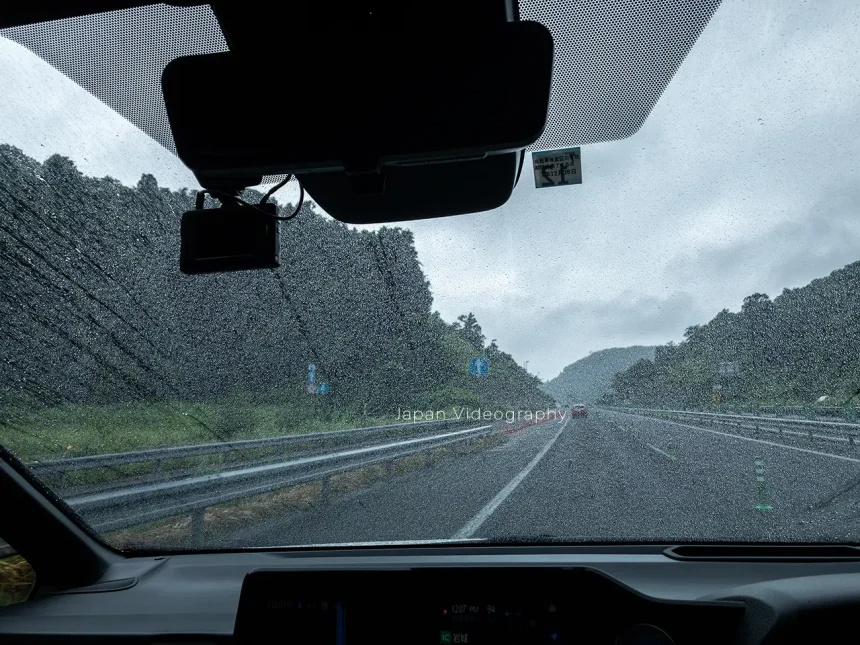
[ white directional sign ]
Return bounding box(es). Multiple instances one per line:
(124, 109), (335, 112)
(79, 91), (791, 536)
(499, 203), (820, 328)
(532, 147), (582, 189)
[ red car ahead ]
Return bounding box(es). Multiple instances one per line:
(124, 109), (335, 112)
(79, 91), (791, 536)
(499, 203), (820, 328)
(570, 404), (588, 417)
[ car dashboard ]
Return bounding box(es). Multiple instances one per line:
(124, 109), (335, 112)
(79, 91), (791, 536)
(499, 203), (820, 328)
(2, 547), (860, 644)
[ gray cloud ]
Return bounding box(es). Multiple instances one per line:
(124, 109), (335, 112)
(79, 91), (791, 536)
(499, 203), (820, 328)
(504, 292), (712, 380)
(664, 180), (860, 306)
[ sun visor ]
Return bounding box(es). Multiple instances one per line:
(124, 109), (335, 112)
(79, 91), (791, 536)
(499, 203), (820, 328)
(161, 21), (553, 222)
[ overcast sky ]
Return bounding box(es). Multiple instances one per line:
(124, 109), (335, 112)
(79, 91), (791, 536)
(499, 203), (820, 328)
(2, 0), (860, 380)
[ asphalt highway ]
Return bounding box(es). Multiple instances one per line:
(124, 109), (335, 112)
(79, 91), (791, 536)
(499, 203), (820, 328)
(227, 409), (860, 547)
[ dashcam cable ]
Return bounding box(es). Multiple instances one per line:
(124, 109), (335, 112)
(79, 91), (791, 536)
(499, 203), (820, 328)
(194, 177), (304, 221)
(259, 174), (305, 220)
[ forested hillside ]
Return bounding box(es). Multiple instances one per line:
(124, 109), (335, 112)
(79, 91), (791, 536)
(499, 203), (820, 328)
(542, 346), (656, 404)
(0, 145), (550, 455)
(606, 263), (860, 406)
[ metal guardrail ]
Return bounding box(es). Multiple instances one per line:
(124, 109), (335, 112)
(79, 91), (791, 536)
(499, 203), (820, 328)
(614, 403), (859, 422)
(27, 417), (458, 475)
(758, 405), (853, 418)
(747, 404), (857, 421)
(64, 422), (497, 538)
(604, 407), (860, 445)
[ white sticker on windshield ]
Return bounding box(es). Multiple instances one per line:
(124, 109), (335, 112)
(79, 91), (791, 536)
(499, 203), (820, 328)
(532, 147), (582, 189)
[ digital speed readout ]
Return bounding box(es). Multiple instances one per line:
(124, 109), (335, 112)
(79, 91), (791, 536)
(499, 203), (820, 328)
(438, 601), (568, 645)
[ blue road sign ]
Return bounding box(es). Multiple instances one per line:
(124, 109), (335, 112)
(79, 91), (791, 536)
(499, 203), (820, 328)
(469, 356), (490, 377)
(318, 382), (329, 395)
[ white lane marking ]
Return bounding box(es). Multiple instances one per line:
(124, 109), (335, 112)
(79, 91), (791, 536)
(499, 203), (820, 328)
(452, 420), (568, 539)
(615, 413), (860, 465)
(646, 443), (676, 461)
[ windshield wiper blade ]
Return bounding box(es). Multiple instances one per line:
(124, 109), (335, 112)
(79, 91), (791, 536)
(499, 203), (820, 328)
(480, 534), (566, 545)
(261, 538), (490, 550)
(665, 545), (860, 561)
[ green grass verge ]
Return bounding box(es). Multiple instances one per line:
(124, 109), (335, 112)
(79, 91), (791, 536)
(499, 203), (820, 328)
(1, 400), (394, 463)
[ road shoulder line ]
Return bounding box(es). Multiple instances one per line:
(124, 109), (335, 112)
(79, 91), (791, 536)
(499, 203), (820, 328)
(646, 443), (676, 461)
(452, 420), (568, 539)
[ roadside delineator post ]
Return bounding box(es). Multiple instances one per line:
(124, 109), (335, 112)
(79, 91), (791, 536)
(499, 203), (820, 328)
(191, 507), (206, 545)
(321, 476), (331, 503)
(754, 456), (773, 511)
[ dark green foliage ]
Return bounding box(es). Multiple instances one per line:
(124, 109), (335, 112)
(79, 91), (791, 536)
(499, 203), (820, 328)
(0, 145), (550, 441)
(607, 265), (860, 405)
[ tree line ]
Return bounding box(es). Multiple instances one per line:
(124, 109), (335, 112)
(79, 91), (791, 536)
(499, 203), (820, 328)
(0, 145), (551, 430)
(605, 262), (860, 406)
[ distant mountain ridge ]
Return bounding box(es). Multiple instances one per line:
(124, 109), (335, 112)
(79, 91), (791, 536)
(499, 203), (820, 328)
(542, 346), (657, 404)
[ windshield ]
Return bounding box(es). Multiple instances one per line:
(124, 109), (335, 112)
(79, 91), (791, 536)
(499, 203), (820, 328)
(3, 0), (860, 551)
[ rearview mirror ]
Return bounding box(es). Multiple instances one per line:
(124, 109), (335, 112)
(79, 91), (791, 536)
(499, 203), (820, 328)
(162, 22), (553, 187)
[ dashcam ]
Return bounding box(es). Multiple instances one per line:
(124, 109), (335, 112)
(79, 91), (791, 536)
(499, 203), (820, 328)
(180, 203), (279, 275)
